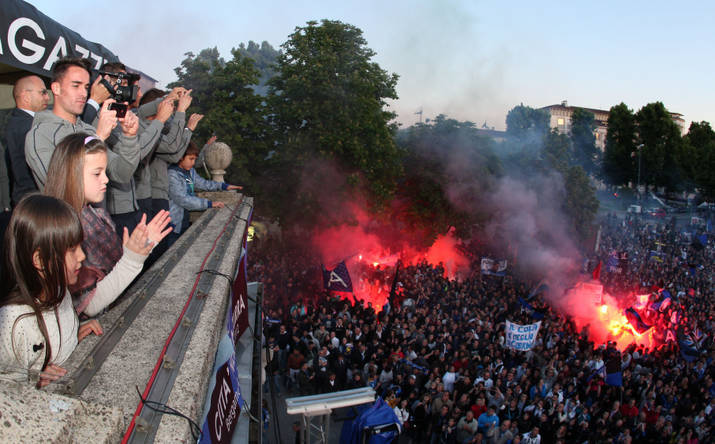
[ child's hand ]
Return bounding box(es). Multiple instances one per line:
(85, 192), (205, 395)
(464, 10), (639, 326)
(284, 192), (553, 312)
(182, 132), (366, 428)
(227, 185), (242, 191)
(78, 319), (103, 342)
(123, 218), (152, 256)
(38, 364), (67, 387)
(146, 210), (172, 245)
(212, 201), (225, 209)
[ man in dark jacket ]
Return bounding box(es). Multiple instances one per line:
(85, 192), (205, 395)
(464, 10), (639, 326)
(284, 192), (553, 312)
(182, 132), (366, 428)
(4, 75), (49, 204)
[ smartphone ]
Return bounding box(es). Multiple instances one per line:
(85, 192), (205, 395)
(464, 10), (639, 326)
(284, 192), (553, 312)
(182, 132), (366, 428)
(108, 102), (128, 118)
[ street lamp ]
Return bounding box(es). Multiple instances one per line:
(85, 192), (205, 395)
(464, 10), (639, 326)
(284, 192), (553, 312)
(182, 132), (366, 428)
(636, 143), (644, 200)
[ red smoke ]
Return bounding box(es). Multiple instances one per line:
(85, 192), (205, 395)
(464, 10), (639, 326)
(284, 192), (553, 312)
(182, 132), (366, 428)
(311, 207), (469, 311)
(563, 283), (656, 350)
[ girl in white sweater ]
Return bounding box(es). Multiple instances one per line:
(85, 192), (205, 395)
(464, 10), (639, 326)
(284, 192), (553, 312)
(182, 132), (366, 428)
(0, 195), (103, 386)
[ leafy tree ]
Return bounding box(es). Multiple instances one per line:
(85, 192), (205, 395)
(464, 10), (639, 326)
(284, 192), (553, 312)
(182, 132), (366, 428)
(267, 20), (403, 226)
(563, 166), (599, 240)
(570, 108), (599, 174)
(542, 129), (572, 173)
(635, 102), (684, 190)
(685, 121), (715, 198)
(170, 48), (274, 204)
(603, 103), (636, 186)
(236, 40), (280, 95)
(505, 104), (550, 153)
(396, 115), (501, 243)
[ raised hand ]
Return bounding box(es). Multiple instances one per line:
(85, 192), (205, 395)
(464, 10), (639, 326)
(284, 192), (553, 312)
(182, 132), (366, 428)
(119, 110), (139, 138)
(96, 99), (118, 140)
(123, 215), (152, 255)
(145, 210), (173, 245)
(186, 113), (204, 131)
(177, 89), (193, 112)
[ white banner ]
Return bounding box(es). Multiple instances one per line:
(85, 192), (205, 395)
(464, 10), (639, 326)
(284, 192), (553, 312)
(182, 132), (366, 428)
(505, 320), (541, 351)
(480, 258), (507, 276)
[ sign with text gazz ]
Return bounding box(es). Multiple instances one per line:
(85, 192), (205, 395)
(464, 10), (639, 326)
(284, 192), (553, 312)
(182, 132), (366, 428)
(1, 0), (119, 76)
(228, 252), (249, 343)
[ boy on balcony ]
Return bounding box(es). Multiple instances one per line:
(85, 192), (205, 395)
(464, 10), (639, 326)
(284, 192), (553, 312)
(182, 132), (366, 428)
(167, 142), (241, 244)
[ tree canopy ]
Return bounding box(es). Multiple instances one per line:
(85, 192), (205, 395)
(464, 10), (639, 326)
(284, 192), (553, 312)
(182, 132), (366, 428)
(267, 19), (403, 225)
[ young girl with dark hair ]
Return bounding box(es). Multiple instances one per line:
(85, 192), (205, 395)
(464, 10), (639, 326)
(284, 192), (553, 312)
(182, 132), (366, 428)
(0, 194), (102, 386)
(44, 133), (172, 316)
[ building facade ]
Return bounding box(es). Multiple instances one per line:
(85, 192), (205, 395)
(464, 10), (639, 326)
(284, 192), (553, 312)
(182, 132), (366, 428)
(540, 100), (686, 152)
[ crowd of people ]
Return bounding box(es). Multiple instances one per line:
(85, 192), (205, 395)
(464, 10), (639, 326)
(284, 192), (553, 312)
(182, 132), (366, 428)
(254, 213), (713, 444)
(0, 57), (238, 386)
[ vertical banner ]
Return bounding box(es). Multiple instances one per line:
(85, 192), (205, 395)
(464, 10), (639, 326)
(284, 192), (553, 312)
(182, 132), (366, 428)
(227, 252), (249, 343)
(200, 206), (253, 443)
(199, 338), (244, 444)
(505, 320), (541, 351)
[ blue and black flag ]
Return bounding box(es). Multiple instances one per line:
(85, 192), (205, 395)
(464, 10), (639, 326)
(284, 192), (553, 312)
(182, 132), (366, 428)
(322, 261), (353, 293)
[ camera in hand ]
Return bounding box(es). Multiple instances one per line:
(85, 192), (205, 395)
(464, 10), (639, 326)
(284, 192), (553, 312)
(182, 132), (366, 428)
(97, 70), (140, 103)
(108, 102), (128, 118)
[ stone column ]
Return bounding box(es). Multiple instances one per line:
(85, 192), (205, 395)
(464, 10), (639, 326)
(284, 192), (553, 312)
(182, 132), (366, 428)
(203, 141), (232, 182)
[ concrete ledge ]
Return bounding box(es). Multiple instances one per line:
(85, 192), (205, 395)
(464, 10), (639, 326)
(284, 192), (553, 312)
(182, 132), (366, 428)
(0, 382), (123, 443)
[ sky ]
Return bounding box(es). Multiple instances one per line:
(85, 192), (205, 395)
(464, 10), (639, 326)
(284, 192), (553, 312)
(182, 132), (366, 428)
(27, 0), (715, 130)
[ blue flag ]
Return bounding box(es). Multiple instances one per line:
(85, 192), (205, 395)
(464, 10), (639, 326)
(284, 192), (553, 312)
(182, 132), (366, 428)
(527, 279), (549, 300)
(679, 336), (700, 362)
(650, 290), (672, 313)
(625, 308), (652, 334)
(518, 296), (545, 320)
(322, 261), (353, 292)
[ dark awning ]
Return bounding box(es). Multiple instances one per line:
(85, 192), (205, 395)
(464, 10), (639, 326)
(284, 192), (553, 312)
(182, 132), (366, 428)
(0, 0), (120, 83)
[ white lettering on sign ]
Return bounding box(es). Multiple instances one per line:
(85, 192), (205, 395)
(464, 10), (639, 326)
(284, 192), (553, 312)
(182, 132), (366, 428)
(42, 36), (67, 70)
(8, 17), (45, 65)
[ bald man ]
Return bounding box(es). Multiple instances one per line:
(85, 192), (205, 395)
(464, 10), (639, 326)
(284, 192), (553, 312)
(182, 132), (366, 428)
(4, 75), (49, 204)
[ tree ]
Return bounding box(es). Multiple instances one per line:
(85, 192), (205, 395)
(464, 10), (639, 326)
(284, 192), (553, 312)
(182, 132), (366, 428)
(602, 103), (636, 186)
(542, 129), (572, 173)
(268, 20), (403, 226)
(563, 166), (599, 240)
(505, 105), (550, 153)
(170, 47), (274, 206)
(635, 102), (684, 190)
(395, 115), (501, 243)
(236, 40), (280, 96)
(685, 121), (715, 198)
(570, 108), (599, 174)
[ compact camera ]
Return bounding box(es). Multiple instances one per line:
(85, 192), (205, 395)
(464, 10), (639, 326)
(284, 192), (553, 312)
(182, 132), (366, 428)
(97, 70), (140, 103)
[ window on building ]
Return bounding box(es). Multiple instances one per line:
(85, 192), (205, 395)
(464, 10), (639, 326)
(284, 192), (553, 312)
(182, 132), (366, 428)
(595, 133), (599, 140)
(557, 118), (565, 126)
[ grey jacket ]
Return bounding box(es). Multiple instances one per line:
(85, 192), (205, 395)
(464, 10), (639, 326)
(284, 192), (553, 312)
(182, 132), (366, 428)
(149, 112), (191, 200)
(135, 113), (188, 200)
(24, 110), (139, 189)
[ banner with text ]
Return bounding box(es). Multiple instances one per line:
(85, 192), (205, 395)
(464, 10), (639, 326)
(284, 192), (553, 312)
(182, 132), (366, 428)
(1, 0), (119, 76)
(200, 205), (253, 443)
(505, 320), (541, 351)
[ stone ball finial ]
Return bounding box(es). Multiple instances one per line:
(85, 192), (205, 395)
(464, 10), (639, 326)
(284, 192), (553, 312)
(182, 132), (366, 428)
(204, 142), (232, 183)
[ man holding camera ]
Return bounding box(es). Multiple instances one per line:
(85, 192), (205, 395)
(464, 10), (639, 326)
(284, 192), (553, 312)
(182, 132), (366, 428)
(24, 57), (139, 189)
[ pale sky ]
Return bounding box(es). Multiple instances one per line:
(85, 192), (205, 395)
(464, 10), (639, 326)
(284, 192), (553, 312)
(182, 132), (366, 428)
(27, 0), (715, 130)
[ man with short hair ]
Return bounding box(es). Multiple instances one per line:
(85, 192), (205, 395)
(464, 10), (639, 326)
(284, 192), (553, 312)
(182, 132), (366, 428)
(4, 75), (49, 204)
(25, 57), (139, 190)
(522, 426), (541, 444)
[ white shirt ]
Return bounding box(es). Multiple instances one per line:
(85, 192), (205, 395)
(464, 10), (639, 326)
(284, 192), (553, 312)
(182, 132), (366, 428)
(0, 291), (78, 382)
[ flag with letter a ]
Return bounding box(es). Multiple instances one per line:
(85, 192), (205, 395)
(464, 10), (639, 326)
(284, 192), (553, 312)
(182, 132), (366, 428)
(322, 261), (353, 293)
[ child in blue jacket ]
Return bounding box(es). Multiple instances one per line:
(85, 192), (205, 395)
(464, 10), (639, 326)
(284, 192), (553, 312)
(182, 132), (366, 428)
(167, 142), (241, 237)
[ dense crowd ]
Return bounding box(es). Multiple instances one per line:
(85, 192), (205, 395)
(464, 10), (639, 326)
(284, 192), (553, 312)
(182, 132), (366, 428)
(254, 214), (713, 444)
